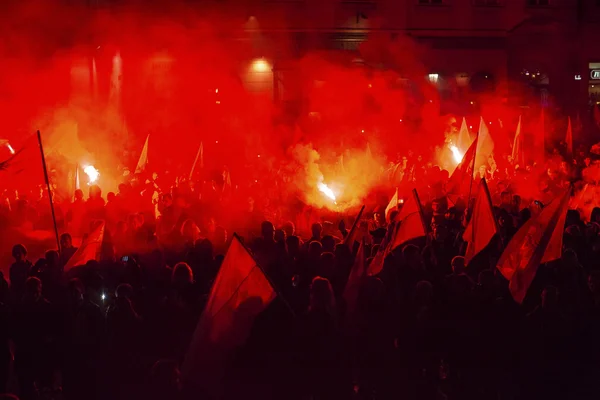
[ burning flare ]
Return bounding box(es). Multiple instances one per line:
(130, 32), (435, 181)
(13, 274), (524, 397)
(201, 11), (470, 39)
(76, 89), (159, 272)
(450, 145), (463, 164)
(83, 165), (100, 184)
(318, 182), (337, 203)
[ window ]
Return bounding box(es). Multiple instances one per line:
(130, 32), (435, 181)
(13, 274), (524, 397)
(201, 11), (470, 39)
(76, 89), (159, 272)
(418, 0), (445, 5)
(472, 0), (502, 6)
(527, 0), (549, 6)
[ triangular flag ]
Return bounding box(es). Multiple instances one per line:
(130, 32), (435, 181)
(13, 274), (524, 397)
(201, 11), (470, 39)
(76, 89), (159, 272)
(457, 117), (472, 153)
(565, 116), (573, 157)
(390, 189), (426, 251)
(446, 136), (478, 196)
(384, 188), (398, 223)
(182, 235), (276, 396)
(343, 238), (366, 322)
(135, 134), (149, 174)
(511, 116), (524, 166)
(344, 205), (365, 250)
(496, 189), (570, 304)
(64, 221), (105, 271)
(462, 179), (498, 264)
(476, 117), (494, 167)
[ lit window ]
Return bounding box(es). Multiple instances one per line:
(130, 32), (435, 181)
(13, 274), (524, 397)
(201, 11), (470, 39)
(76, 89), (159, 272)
(527, 0), (549, 6)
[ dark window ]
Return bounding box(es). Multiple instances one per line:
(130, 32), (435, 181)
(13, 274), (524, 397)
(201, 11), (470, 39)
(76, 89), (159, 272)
(418, 0), (445, 5)
(527, 0), (550, 6)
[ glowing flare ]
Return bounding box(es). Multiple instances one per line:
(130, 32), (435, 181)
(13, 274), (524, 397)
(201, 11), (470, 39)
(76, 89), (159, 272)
(318, 182), (336, 202)
(7, 144), (15, 155)
(83, 165), (100, 184)
(251, 59), (270, 73)
(450, 145), (463, 164)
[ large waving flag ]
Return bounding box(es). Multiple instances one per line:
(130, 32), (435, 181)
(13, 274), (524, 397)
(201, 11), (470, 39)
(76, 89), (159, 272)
(463, 179), (497, 264)
(182, 235), (276, 396)
(446, 136), (478, 196)
(565, 116), (573, 157)
(135, 134), (149, 174)
(512, 116), (524, 166)
(384, 188), (398, 223)
(496, 189), (570, 304)
(457, 117), (472, 153)
(64, 221), (105, 271)
(390, 188), (426, 251)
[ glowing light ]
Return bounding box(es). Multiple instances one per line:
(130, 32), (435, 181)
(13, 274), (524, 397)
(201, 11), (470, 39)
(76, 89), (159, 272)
(469, 125), (473, 129)
(83, 165), (100, 184)
(361, 129), (365, 133)
(251, 58), (270, 73)
(257, 154), (261, 158)
(318, 182), (336, 203)
(489, 121), (492, 125)
(399, 199), (404, 204)
(575, 75), (582, 81)
(450, 145), (463, 164)
(399, 119), (403, 122)
(7, 144), (15, 155)
(368, 83), (373, 88)
(428, 73), (439, 83)
(215, 88), (219, 93)
(216, 100), (221, 104)
(215, 141), (219, 144)
(470, 101), (474, 105)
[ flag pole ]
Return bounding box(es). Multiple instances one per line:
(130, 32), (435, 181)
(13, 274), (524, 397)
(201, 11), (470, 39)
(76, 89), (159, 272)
(232, 233), (296, 318)
(37, 130), (61, 253)
(467, 133), (480, 209)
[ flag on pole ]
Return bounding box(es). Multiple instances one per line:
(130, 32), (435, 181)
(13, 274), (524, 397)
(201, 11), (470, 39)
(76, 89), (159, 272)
(462, 179), (498, 264)
(476, 117), (494, 167)
(446, 136), (478, 196)
(344, 205), (365, 250)
(565, 116), (573, 157)
(512, 116), (524, 166)
(390, 188), (426, 251)
(384, 188), (398, 223)
(135, 134), (149, 174)
(457, 117), (472, 153)
(343, 238), (366, 322)
(64, 221), (105, 271)
(496, 189), (570, 304)
(182, 235), (276, 396)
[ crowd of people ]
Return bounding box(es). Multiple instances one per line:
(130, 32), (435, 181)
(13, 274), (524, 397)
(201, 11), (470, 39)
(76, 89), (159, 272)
(0, 136), (599, 400)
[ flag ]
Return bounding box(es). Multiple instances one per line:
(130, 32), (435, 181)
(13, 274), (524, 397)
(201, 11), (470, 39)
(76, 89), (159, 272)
(390, 189), (426, 251)
(462, 179), (497, 264)
(343, 238), (366, 321)
(189, 142), (203, 180)
(496, 189), (570, 304)
(384, 188), (398, 223)
(135, 134), (149, 174)
(64, 221), (105, 271)
(344, 205), (365, 250)
(182, 235), (276, 396)
(446, 136), (478, 196)
(511, 116), (524, 166)
(457, 117), (472, 153)
(475, 116), (494, 168)
(367, 223), (395, 277)
(565, 116), (573, 157)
